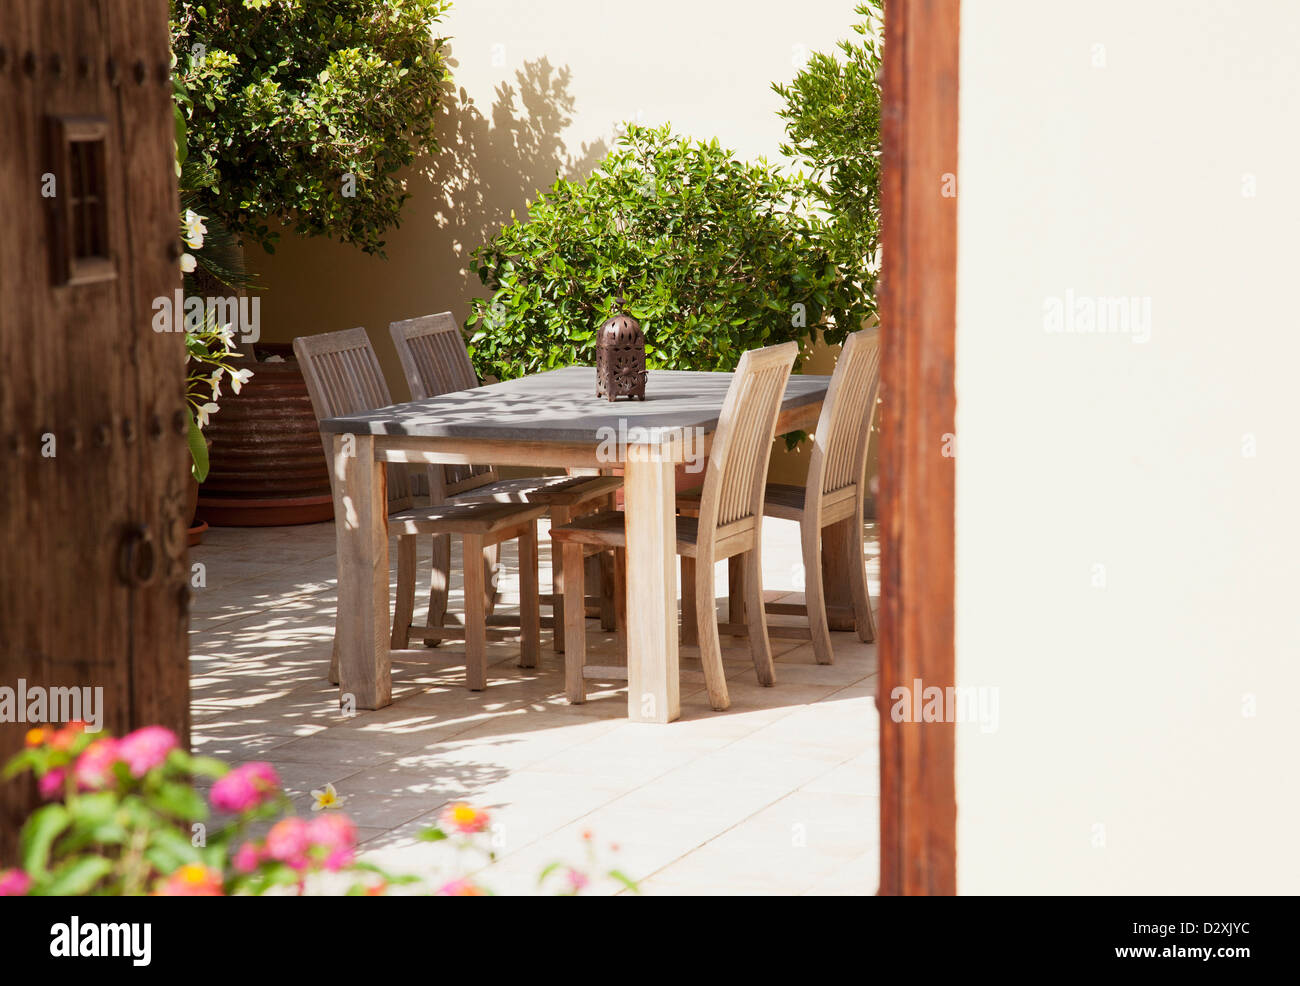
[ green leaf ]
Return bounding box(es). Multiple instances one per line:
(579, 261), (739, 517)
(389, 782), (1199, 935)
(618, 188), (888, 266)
(186, 406), (209, 483)
(607, 868), (642, 894)
(21, 804), (71, 873)
(148, 780), (209, 822)
(44, 855), (113, 896)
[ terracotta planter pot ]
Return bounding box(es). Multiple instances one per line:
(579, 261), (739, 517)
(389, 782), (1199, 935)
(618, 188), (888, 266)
(196, 347), (334, 527)
(185, 440), (211, 546)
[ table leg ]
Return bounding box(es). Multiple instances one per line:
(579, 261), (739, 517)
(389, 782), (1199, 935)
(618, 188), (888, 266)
(332, 434), (391, 710)
(623, 448), (680, 723)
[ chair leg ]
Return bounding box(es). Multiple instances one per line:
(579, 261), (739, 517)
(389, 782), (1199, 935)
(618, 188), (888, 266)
(613, 548), (627, 657)
(728, 554), (746, 626)
(484, 541), (501, 619)
(391, 535), (417, 649)
(518, 523), (541, 668)
(743, 548), (776, 686)
(694, 555), (730, 710)
(561, 541), (587, 703)
(822, 517), (857, 631)
(550, 506), (571, 653)
(803, 519), (835, 665)
(680, 556), (698, 645)
(463, 533), (488, 691)
(425, 532), (451, 647)
(849, 517), (876, 643)
(598, 551), (617, 630)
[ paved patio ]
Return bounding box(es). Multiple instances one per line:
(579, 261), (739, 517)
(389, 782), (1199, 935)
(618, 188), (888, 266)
(188, 513), (879, 895)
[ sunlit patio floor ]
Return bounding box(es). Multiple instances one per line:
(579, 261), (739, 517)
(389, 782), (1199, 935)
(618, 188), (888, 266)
(188, 514), (879, 895)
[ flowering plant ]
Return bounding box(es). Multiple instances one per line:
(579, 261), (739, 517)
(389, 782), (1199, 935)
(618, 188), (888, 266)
(1, 724), (639, 897)
(182, 285), (248, 482)
(0, 723), (395, 896)
(175, 83), (254, 482)
(419, 802), (639, 896)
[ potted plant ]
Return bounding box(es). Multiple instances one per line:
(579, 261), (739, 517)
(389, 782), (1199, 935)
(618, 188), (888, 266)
(169, 1), (452, 525)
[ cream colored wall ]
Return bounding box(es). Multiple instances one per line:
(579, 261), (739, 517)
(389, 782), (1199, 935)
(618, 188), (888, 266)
(956, 0), (1300, 892)
(245, 0), (862, 483)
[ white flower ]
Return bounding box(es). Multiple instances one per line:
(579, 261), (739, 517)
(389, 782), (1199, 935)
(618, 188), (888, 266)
(310, 783), (346, 811)
(180, 252), (196, 273)
(208, 370), (223, 402)
(228, 366), (253, 394)
(216, 322), (237, 347)
(195, 402), (219, 428)
(182, 209), (207, 250)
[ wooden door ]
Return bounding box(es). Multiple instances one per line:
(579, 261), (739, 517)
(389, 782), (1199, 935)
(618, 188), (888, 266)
(0, 0), (188, 860)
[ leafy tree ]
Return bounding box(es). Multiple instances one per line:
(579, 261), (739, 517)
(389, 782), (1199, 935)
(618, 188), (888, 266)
(171, 0), (452, 255)
(773, 1), (883, 305)
(465, 124), (870, 382)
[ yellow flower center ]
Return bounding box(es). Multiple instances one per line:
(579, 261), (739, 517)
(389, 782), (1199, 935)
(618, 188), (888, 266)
(180, 864), (208, 885)
(452, 804), (477, 824)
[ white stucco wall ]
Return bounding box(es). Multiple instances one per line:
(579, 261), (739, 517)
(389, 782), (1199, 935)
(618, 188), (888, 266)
(955, 0), (1300, 893)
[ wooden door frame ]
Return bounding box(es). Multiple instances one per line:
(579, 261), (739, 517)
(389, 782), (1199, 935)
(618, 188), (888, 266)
(877, 0), (960, 895)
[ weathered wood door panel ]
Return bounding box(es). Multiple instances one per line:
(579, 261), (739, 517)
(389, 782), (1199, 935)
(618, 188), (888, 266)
(0, 0), (188, 861)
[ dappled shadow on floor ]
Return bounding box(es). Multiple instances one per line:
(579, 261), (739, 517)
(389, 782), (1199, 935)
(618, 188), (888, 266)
(187, 518), (880, 893)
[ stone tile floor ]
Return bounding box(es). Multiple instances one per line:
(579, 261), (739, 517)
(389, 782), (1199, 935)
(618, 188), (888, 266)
(189, 515), (879, 895)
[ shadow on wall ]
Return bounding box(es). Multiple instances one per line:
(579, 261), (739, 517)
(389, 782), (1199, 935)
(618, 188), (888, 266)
(253, 53), (608, 398)
(422, 54), (610, 303)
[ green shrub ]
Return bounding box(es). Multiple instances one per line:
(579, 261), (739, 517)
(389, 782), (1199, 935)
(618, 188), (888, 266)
(171, 0), (452, 255)
(465, 124), (869, 381)
(773, 1), (883, 293)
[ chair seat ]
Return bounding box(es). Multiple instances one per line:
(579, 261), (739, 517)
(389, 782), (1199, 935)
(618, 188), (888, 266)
(550, 509), (700, 555)
(679, 483), (806, 522)
(388, 501), (547, 536)
(760, 483), (806, 521)
(450, 474), (622, 507)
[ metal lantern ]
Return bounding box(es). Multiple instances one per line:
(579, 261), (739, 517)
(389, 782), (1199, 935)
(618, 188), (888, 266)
(595, 298), (648, 401)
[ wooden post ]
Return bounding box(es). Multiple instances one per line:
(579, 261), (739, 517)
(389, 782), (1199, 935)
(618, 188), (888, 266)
(878, 0), (960, 895)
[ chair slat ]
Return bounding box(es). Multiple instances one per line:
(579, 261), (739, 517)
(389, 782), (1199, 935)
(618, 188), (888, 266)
(293, 327), (411, 507)
(810, 327), (881, 500)
(389, 313), (497, 494)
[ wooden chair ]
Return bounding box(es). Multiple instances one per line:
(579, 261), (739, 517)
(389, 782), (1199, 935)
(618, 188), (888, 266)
(294, 327), (544, 690)
(389, 312), (622, 651)
(683, 328), (880, 664)
(550, 341), (798, 711)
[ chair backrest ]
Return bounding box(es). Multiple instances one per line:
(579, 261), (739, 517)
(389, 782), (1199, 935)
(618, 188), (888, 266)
(389, 313), (497, 498)
(696, 341), (798, 543)
(806, 327), (881, 508)
(293, 327), (412, 508)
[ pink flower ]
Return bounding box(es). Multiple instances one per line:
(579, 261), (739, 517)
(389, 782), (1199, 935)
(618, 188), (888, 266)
(0, 869), (32, 896)
(209, 762), (280, 813)
(308, 814), (358, 871)
(566, 868), (590, 891)
(266, 817), (311, 870)
(73, 738), (121, 791)
(155, 863), (223, 896)
(439, 801), (490, 835)
(38, 767), (68, 800)
(435, 878), (487, 896)
(231, 841), (265, 874)
(117, 726), (177, 777)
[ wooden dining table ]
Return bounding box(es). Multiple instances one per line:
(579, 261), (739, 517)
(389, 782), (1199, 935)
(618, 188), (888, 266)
(320, 365), (832, 723)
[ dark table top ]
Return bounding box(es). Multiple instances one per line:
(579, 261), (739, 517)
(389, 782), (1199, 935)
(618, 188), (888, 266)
(320, 366), (830, 444)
